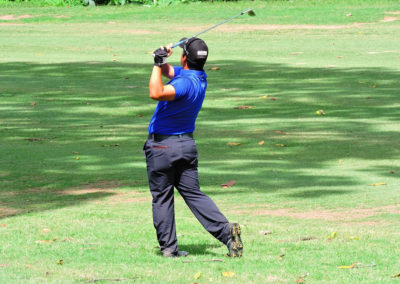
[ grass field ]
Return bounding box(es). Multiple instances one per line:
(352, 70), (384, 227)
(1, 1), (400, 283)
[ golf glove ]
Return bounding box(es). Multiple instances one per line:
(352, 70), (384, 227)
(153, 47), (168, 66)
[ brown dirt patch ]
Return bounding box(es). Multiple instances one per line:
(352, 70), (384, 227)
(61, 188), (117, 196)
(101, 29), (160, 35)
(380, 16), (399, 23)
(63, 181), (149, 204)
(0, 23), (24, 26)
(385, 11), (400, 15)
(230, 203), (400, 221)
(0, 208), (18, 218)
(61, 180), (137, 196)
(107, 194), (151, 204)
(0, 14), (33, 21)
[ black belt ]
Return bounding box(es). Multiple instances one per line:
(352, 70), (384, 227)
(148, 133), (193, 141)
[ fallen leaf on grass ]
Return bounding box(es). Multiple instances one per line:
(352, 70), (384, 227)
(258, 140), (265, 146)
(278, 254), (285, 261)
(338, 262), (376, 269)
(60, 238), (74, 242)
(222, 271), (235, 277)
(25, 264), (33, 268)
(328, 231), (337, 240)
(339, 263), (356, 269)
(274, 144), (287, 147)
(253, 129), (263, 132)
(102, 144), (120, 147)
(300, 236), (317, 241)
(259, 230), (272, 235)
(269, 97), (276, 101)
(0, 224), (6, 228)
(72, 151), (79, 154)
(31, 102), (36, 106)
(392, 273), (400, 278)
(86, 278), (137, 282)
(227, 142), (241, 146)
(234, 105), (254, 109)
(274, 130), (288, 135)
(221, 180), (235, 188)
(36, 238), (57, 244)
(57, 260), (64, 265)
(210, 67), (220, 71)
(369, 182), (386, 186)
(296, 272), (309, 282)
(194, 272), (202, 280)
(349, 236), (361, 240)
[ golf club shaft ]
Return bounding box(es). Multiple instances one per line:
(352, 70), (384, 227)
(171, 9), (254, 48)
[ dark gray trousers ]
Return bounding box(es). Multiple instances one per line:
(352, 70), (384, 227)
(144, 135), (230, 254)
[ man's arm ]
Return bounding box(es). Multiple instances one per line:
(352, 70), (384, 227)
(149, 66), (176, 101)
(161, 63), (175, 80)
(150, 45), (176, 101)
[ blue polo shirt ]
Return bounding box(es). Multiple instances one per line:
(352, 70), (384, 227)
(148, 66), (207, 135)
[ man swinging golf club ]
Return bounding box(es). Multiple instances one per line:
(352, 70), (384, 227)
(144, 38), (243, 258)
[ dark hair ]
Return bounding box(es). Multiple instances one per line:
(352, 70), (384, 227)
(186, 56), (207, 71)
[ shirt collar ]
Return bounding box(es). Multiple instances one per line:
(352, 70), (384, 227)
(180, 69), (207, 78)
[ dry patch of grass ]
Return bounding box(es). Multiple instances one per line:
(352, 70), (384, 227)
(380, 16), (399, 22)
(0, 207), (18, 218)
(230, 203), (400, 221)
(101, 29), (160, 35)
(385, 11), (400, 15)
(63, 181), (150, 204)
(0, 14), (33, 20)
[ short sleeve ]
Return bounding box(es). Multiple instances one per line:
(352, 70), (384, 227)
(169, 77), (192, 100)
(173, 66), (182, 77)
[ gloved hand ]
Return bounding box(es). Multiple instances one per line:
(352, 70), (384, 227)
(153, 47), (169, 66)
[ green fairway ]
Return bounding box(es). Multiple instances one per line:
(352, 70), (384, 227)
(1, 1), (400, 283)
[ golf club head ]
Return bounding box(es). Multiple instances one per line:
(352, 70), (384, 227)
(248, 9), (256, 17)
(241, 9), (255, 17)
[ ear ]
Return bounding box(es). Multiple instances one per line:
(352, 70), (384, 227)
(181, 53), (189, 69)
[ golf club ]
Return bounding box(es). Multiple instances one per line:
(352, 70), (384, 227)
(171, 9), (256, 49)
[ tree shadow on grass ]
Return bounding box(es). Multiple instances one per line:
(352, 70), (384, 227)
(0, 60), (399, 218)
